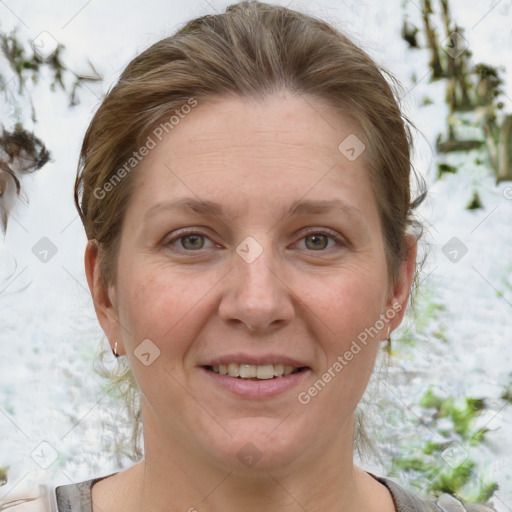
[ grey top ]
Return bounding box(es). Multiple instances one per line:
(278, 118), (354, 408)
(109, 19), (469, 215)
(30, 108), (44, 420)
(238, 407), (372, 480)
(54, 472), (496, 512)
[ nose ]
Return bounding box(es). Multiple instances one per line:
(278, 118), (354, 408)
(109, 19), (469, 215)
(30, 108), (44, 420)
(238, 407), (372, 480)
(218, 237), (295, 334)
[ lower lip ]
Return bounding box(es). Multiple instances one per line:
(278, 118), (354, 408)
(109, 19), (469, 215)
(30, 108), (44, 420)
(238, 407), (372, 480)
(200, 367), (311, 399)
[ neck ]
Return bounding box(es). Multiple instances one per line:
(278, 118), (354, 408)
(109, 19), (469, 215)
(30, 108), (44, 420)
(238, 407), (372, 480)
(123, 410), (380, 512)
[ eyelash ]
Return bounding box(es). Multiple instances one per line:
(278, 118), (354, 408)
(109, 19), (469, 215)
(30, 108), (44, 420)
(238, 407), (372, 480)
(163, 228), (347, 253)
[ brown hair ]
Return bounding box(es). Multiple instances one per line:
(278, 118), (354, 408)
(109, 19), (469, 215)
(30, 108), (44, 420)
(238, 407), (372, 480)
(75, 0), (425, 290)
(75, 0), (426, 459)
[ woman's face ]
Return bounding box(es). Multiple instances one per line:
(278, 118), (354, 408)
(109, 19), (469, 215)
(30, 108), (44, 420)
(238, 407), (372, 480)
(87, 92), (415, 472)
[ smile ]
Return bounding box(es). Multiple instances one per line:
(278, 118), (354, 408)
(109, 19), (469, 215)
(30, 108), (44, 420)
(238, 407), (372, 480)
(206, 363), (304, 379)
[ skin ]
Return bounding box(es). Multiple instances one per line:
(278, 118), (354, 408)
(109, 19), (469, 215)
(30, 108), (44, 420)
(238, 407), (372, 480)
(85, 91), (416, 512)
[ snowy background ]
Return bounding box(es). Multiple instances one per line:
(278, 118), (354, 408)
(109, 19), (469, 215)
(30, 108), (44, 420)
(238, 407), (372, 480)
(0, 0), (511, 509)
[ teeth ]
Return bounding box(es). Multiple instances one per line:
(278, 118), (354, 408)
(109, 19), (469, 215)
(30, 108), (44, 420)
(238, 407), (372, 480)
(283, 365), (295, 375)
(256, 365), (274, 380)
(228, 363), (240, 377)
(239, 364), (257, 378)
(273, 364), (284, 377)
(209, 363), (301, 379)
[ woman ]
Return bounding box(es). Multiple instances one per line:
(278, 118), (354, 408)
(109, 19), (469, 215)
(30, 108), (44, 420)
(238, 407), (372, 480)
(1, 1), (496, 511)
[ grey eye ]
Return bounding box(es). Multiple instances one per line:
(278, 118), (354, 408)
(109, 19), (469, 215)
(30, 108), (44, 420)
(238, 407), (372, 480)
(304, 234), (330, 251)
(179, 233), (206, 250)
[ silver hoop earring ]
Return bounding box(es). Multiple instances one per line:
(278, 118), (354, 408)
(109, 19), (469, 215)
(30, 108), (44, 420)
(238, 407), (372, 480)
(112, 341), (119, 358)
(386, 326), (392, 354)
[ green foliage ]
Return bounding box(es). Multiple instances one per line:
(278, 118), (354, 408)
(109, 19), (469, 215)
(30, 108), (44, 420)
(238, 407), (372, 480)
(1, 30), (45, 94)
(465, 190), (483, 210)
(435, 460), (474, 493)
(0, 27), (101, 113)
(437, 162), (458, 177)
(390, 387), (498, 502)
(406, 0), (509, 181)
(391, 284), (448, 355)
(432, 327), (448, 343)
(473, 63), (504, 107)
(501, 372), (512, 404)
(416, 298), (446, 334)
(401, 20), (420, 48)
(420, 390), (486, 440)
(389, 1), (508, 506)
(1, 29), (70, 94)
(0, 465), (7, 486)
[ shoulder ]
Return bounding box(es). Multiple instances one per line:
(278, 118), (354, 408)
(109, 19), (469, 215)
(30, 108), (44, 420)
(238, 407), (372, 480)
(376, 475), (497, 512)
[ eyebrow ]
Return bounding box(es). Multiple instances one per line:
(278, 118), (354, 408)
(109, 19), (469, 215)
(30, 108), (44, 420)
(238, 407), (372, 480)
(144, 197), (363, 223)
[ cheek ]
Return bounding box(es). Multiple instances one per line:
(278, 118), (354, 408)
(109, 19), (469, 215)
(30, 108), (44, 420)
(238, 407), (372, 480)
(116, 262), (216, 353)
(303, 263), (387, 396)
(306, 264), (388, 335)
(304, 273), (383, 420)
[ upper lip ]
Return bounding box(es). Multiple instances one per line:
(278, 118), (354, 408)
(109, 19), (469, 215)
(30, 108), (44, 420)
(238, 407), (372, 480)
(200, 353), (310, 368)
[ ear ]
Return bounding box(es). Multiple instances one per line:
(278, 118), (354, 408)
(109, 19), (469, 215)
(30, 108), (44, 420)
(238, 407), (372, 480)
(384, 234), (418, 334)
(84, 240), (125, 356)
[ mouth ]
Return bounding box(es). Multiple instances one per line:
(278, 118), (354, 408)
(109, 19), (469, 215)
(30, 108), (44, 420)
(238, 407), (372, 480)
(200, 360), (312, 399)
(203, 364), (308, 380)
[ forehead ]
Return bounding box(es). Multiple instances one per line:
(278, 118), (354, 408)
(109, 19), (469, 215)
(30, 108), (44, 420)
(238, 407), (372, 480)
(161, 92), (364, 163)
(129, 92), (375, 218)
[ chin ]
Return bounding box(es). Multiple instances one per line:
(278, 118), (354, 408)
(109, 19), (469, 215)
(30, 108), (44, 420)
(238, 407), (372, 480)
(201, 416), (311, 473)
